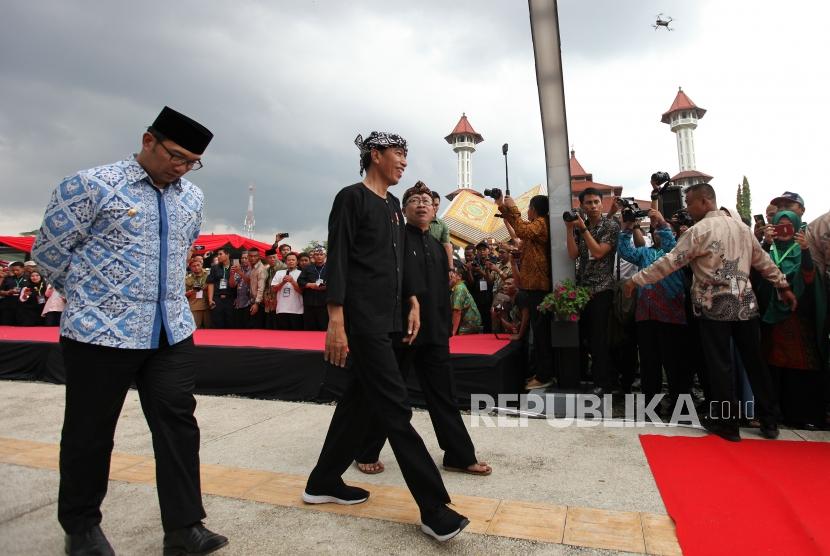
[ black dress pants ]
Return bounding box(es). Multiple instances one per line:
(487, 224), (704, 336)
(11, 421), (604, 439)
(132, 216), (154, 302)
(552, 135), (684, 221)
(0, 301), (16, 325)
(356, 344), (476, 469)
(610, 322), (638, 393)
(248, 306), (265, 329)
(579, 290), (614, 391)
(58, 335), (204, 534)
(210, 296), (235, 329)
(307, 333), (450, 512)
(523, 290), (554, 382)
(275, 313), (304, 330)
(636, 321), (691, 405)
(303, 305), (329, 331)
(697, 318), (780, 428)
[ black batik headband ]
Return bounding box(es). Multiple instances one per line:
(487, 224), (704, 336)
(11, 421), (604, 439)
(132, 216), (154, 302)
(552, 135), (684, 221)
(355, 131), (408, 175)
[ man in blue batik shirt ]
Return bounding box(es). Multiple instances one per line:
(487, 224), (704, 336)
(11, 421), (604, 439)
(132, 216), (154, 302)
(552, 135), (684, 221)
(32, 107), (228, 556)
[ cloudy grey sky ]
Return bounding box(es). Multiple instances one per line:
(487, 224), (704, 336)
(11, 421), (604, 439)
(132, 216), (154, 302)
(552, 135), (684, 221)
(1, 0), (828, 248)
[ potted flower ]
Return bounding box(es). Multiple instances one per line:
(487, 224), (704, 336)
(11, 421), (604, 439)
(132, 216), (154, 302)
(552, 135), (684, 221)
(538, 279), (591, 322)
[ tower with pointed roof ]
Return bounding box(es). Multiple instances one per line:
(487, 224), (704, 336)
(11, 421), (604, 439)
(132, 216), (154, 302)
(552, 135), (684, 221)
(445, 113), (483, 192)
(661, 87), (712, 188)
(243, 183), (255, 238)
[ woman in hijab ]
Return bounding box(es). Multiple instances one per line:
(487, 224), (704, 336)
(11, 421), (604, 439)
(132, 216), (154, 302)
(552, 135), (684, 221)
(757, 210), (827, 429)
(17, 270), (47, 326)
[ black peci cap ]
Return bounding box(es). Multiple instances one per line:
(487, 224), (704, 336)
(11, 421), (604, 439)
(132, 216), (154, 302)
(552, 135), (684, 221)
(149, 106), (213, 154)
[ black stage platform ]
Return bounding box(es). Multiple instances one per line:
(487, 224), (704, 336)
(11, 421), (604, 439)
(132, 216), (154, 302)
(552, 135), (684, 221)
(0, 328), (525, 409)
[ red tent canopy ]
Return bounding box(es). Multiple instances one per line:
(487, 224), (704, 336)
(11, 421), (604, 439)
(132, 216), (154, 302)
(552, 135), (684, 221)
(190, 234), (273, 254)
(0, 234), (273, 255)
(0, 236), (35, 253)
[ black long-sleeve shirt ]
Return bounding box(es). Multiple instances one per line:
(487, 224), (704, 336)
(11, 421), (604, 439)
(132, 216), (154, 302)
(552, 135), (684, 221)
(326, 182), (405, 335)
(402, 224), (451, 346)
(298, 263), (329, 307)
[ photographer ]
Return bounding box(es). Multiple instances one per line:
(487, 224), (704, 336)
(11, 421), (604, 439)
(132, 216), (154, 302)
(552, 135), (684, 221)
(185, 257), (210, 328)
(491, 277), (526, 338)
(618, 209), (690, 411)
(469, 241), (498, 332)
(497, 192), (552, 390)
(565, 187), (619, 395)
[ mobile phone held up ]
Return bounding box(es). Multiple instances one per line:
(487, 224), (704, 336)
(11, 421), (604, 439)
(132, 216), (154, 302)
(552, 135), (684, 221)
(772, 223), (794, 237)
(753, 214), (765, 227)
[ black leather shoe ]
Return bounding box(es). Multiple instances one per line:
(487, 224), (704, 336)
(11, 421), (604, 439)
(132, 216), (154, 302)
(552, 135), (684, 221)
(64, 525), (115, 556)
(701, 417), (741, 442)
(759, 423), (780, 440)
(163, 523), (228, 556)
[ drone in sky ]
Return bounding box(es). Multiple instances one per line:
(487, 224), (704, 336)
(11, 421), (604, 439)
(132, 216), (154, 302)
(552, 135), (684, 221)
(653, 13), (674, 31)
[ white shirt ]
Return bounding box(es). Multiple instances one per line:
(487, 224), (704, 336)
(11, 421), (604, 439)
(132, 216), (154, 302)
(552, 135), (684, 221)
(271, 269), (303, 314)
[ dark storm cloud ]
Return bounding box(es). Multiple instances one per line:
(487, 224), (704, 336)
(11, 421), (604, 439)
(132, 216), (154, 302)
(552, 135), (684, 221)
(0, 0), (699, 239)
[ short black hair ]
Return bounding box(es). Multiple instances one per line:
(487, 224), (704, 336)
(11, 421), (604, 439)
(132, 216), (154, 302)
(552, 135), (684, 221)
(217, 247), (230, 256)
(10, 261), (23, 268)
(578, 188), (604, 203)
(361, 146), (392, 174)
(299, 252), (311, 259)
(476, 241), (489, 250)
(247, 247), (260, 253)
(430, 191), (441, 201)
(529, 195), (549, 217)
(684, 182), (717, 202)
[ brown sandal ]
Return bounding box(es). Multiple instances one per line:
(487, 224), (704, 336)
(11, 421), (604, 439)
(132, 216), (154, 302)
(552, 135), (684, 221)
(355, 461), (385, 474)
(443, 462), (492, 476)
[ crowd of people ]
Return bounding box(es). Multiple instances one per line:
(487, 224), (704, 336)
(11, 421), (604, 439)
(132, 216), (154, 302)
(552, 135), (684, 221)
(511, 182), (830, 438)
(12, 101), (830, 554)
(176, 187), (533, 339)
(6, 183), (830, 437)
(0, 260), (65, 326)
(185, 241), (326, 331)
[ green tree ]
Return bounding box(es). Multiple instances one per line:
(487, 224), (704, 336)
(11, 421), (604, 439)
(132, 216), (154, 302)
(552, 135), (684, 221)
(735, 177), (752, 221)
(740, 176), (752, 220)
(736, 182), (744, 215)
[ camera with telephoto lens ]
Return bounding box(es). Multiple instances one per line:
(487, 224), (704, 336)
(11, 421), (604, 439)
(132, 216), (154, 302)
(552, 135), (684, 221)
(562, 208), (582, 223)
(651, 171), (671, 186)
(618, 197), (649, 223)
(670, 209), (693, 230)
(483, 188), (502, 200)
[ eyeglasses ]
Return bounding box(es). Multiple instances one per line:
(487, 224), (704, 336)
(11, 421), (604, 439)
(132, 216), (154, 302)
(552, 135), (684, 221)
(406, 197), (432, 206)
(155, 139), (203, 170)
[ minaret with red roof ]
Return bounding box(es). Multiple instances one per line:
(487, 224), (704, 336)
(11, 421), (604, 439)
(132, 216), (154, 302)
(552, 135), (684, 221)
(445, 113), (483, 191)
(661, 87), (712, 188)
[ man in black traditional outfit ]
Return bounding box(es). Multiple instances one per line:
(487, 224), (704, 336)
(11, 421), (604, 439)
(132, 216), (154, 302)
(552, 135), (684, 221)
(354, 181), (492, 477)
(303, 132), (469, 542)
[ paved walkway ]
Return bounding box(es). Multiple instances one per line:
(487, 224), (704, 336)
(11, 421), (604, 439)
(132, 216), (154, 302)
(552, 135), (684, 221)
(1, 381), (826, 555)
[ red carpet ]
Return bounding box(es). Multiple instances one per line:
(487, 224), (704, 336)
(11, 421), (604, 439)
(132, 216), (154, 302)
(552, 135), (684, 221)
(640, 434), (830, 556)
(0, 326), (509, 355)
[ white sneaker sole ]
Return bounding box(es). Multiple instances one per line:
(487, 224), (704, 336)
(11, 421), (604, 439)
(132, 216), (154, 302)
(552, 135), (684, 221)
(302, 491), (368, 505)
(420, 518), (470, 542)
